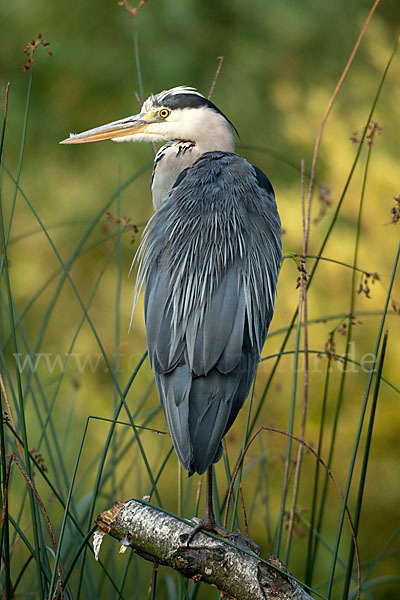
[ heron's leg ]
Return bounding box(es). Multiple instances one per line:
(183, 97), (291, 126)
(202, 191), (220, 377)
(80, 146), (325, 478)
(186, 466), (221, 542)
(202, 465), (217, 527)
(186, 467), (259, 553)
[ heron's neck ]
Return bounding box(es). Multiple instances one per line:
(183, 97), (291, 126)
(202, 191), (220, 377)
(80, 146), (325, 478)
(151, 116), (234, 210)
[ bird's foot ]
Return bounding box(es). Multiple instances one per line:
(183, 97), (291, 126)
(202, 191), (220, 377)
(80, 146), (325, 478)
(186, 515), (260, 554)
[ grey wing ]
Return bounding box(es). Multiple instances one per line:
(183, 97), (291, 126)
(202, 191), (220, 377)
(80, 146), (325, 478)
(142, 152), (281, 476)
(144, 264), (261, 475)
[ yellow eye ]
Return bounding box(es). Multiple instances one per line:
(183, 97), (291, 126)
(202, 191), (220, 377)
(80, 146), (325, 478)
(159, 109), (170, 119)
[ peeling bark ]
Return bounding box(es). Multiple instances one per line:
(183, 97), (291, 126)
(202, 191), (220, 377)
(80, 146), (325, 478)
(95, 499), (314, 600)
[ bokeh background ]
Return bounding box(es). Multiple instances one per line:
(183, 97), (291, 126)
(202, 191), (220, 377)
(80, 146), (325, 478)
(1, 0), (400, 598)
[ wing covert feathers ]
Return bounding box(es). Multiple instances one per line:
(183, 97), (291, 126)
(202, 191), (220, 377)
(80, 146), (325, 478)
(138, 151), (281, 475)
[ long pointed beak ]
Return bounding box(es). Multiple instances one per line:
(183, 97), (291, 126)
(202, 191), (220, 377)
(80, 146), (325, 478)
(59, 113), (149, 144)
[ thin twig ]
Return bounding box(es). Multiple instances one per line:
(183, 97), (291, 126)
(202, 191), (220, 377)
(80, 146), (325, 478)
(118, 0), (148, 18)
(3, 82), (11, 121)
(300, 159), (307, 264)
(238, 485), (250, 538)
(134, 90), (142, 109)
(0, 373), (24, 460)
(300, 160), (310, 379)
(208, 56), (224, 100)
(2, 454), (64, 599)
(307, 0), (382, 225)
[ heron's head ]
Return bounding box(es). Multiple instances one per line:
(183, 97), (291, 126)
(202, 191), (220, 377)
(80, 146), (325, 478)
(60, 86), (235, 152)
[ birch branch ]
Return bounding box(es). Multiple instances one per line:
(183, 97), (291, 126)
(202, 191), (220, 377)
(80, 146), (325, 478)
(95, 499), (314, 600)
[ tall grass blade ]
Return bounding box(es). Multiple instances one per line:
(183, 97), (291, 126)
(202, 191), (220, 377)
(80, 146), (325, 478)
(342, 330), (389, 598)
(0, 76), (46, 599)
(326, 243), (399, 598)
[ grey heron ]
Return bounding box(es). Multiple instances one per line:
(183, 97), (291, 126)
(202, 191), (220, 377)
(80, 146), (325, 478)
(61, 86), (282, 541)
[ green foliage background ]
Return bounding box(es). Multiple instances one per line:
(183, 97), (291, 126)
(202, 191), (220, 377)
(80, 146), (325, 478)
(1, 0), (399, 598)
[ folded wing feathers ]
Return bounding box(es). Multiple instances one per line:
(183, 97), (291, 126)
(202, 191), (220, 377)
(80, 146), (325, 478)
(135, 152), (281, 474)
